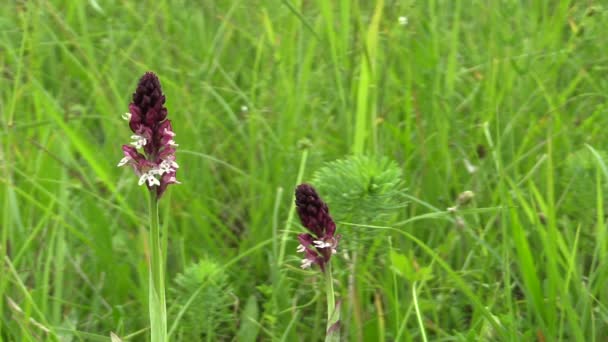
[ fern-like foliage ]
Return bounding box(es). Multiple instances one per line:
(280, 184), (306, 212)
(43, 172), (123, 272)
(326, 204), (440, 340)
(312, 155), (406, 246)
(169, 259), (234, 341)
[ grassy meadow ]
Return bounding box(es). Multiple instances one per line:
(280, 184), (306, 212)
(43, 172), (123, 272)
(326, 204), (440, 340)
(2, 0), (608, 341)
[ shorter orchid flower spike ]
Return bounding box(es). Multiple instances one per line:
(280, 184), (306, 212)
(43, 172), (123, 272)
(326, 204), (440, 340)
(294, 184), (340, 272)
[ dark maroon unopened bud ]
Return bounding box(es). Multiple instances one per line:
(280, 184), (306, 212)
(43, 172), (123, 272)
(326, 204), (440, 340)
(118, 72), (179, 199)
(295, 184), (340, 271)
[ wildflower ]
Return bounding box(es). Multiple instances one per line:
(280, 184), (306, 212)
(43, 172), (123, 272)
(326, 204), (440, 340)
(457, 190), (475, 206)
(398, 16), (408, 26)
(295, 184), (340, 272)
(118, 72), (179, 199)
(447, 190), (475, 213)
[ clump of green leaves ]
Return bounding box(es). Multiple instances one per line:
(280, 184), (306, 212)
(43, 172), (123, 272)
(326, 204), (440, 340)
(313, 155), (406, 245)
(169, 259), (234, 341)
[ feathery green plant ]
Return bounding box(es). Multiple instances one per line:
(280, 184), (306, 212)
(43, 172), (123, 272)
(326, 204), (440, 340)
(313, 155), (405, 222)
(313, 155), (406, 243)
(169, 259), (234, 341)
(312, 155), (406, 341)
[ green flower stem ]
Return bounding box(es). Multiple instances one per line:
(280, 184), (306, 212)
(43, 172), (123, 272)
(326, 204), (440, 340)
(149, 194), (167, 342)
(325, 263), (340, 342)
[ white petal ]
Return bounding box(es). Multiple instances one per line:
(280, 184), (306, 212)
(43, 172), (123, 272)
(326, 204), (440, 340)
(147, 175), (160, 187)
(300, 259), (313, 269)
(130, 135), (147, 148)
(313, 240), (331, 249)
(157, 165), (168, 175)
(122, 112), (131, 120)
(138, 174), (148, 186)
(296, 244), (305, 253)
(137, 171), (161, 187)
(117, 156), (131, 167)
(157, 160), (176, 175)
(151, 167), (164, 176)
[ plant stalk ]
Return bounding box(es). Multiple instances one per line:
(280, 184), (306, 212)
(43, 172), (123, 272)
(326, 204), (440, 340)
(149, 194), (167, 342)
(325, 263), (340, 342)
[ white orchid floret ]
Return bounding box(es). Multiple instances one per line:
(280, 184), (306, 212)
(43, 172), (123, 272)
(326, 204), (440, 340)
(138, 170), (161, 187)
(158, 161), (171, 175)
(117, 156), (131, 167)
(300, 258), (313, 269)
(122, 112), (131, 121)
(168, 139), (179, 147)
(157, 159), (179, 175)
(296, 244), (305, 253)
(130, 134), (147, 148)
(313, 240), (332, 249)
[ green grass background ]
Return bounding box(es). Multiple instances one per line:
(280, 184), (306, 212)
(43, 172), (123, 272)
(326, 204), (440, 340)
(1, 0), (608, 341)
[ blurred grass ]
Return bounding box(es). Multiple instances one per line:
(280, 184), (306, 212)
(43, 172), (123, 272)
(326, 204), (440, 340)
(1, 0), (608, 340)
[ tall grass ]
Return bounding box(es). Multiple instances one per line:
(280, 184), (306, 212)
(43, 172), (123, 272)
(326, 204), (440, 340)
(1, 0), (608, 340)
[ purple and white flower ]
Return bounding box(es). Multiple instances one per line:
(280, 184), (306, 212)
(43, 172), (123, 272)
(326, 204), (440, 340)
(294, 184), (340, 272)
(118, 72), (179, 199)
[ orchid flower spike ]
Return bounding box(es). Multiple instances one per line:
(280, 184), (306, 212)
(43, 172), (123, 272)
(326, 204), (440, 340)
(294, 184), (340, 272)
(118, 72), (179, 199)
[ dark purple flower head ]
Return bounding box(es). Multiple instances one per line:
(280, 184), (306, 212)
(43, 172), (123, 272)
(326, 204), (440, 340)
(118, 72), (179, 199)
(295, 184), (340, 271)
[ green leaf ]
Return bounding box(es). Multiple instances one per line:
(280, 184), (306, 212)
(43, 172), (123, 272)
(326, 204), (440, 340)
(236, 295), (260, 342)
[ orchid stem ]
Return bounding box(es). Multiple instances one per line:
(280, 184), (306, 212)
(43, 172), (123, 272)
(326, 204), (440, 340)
(325, 263), (340, 342)
(149, 193), (167, 342)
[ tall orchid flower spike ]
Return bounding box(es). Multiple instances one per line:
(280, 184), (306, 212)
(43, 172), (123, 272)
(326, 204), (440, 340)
(294, 183), (341, 342)
(118, 72), (177, 342)
(118, 72), (179, 199)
